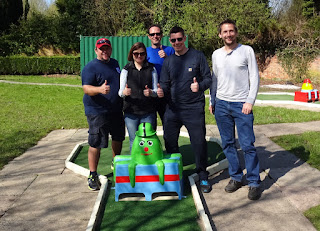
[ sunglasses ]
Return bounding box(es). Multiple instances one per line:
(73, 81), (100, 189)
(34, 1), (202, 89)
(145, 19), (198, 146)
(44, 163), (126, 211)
(133, 52), (146, 57)
(149, 33), (162, 37)
(97, 39), (111, 45)
(170, 37), (183, 43)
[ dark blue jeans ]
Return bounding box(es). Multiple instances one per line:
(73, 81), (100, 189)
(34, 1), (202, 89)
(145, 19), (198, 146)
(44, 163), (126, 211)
(163, 107), (208, 181)
(214, 99), (260, 187)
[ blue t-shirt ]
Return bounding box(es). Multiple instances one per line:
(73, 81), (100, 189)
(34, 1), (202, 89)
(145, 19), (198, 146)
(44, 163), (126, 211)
(81, 58), (122, 115)
(147, 45), (175, 78)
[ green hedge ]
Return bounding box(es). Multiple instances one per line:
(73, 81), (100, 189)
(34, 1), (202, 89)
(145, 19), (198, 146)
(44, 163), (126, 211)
(0, 56), (80, 75)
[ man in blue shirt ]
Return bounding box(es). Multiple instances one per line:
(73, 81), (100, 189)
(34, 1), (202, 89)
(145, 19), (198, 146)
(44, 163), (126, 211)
(82, 38), (125, 191)
(147, 24), (175, 124)
(157, 26), (212, 193)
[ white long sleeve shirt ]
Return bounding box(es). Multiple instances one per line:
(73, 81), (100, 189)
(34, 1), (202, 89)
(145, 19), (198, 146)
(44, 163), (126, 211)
(210, 44), (259, 106)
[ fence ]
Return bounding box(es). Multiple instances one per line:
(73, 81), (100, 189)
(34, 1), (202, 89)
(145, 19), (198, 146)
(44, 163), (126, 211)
(80, 35), (188, 71)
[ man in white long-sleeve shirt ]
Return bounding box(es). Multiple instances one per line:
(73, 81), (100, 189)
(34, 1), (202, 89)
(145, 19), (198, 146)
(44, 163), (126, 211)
(210, 19), (261, 200)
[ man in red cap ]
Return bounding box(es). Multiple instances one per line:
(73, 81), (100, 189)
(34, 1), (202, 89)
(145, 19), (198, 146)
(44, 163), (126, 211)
(81, 38), (125, 191)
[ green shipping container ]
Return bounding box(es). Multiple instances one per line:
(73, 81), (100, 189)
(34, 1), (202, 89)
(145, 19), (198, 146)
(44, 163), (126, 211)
(80, 35), (188, 71)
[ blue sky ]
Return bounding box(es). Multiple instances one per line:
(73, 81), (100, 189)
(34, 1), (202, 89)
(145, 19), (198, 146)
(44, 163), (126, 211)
(45, 0), (55, 6)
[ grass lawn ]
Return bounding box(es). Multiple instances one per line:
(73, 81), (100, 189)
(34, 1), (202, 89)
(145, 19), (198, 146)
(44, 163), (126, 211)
(271, 131), (320, 230)
(0, 82), (87, 169)
(0, 74), (82, 85)
(74, 136), (224, 230)
(256, 93), (320, 104)
(305, 205), (320, 230)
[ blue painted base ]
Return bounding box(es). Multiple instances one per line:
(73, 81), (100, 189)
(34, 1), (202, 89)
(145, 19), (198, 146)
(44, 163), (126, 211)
(115, 163), (183, 201)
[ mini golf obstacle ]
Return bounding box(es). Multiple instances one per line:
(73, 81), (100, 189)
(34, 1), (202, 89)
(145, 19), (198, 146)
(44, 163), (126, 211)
(114, 123), (183, 201)
(294, 79), (319, 102)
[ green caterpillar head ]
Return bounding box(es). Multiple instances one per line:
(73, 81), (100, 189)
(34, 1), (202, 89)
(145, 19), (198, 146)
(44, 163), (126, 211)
(131, 123), (163, 165)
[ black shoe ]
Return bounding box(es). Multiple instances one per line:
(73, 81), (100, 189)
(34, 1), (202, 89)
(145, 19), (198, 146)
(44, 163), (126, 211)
(88, 174), (101, 191)
(225, 179), (242, 193)
(248, 186), (261, 200)
(111, 158), (114, 170)
(200, 180), (212, 193)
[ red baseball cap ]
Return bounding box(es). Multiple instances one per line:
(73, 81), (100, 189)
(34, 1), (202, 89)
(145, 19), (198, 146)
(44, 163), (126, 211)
(96, 38), (112, 49)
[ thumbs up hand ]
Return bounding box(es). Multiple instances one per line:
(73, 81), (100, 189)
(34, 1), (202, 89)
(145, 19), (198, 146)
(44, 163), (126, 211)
(157, 83), (164, 98)
(143, 85), (152, 97)
(123, 84), (131, 96)
(191, 77), (199, 92)
(100, 80), (110, 94)
(158, 45), (167, 58)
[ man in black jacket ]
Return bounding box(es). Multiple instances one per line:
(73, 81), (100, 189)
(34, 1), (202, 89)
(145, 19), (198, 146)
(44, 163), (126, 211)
(157, 26), (212, 193)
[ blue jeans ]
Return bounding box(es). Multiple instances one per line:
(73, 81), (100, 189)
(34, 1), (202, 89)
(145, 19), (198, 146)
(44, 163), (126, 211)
(214, 99), (260, 187)
(124, 112), (156, 150)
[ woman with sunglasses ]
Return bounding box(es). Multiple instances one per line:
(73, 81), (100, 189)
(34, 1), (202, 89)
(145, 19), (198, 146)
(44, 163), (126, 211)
(119, 42), (158, 150)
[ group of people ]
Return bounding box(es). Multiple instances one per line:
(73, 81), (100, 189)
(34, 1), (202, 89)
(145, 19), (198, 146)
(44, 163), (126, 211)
(81, 19), (262, 200)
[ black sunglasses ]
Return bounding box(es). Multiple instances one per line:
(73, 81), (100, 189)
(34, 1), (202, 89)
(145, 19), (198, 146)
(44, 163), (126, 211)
(149, 33), (162, 37)
(97, 39), (111, 45)
(133, 52), (146, 57)
(170, 37), (183, 43)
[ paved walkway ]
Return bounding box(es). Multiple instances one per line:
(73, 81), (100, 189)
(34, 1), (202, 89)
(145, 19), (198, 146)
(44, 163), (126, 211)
(205, 121), (320, 231)
(1, 121), (320, 230)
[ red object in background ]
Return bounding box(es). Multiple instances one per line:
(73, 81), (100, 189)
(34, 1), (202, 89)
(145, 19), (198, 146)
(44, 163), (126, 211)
(294, 91), (319, 102)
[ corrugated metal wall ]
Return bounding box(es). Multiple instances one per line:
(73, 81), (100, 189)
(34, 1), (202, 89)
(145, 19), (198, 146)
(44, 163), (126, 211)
(80, 36), (188, 71)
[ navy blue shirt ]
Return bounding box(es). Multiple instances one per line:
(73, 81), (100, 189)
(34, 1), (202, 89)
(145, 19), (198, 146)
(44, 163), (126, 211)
(82, 58), (122, 115)
(160, 48), (212, 110)
(146, 45), (175, 77)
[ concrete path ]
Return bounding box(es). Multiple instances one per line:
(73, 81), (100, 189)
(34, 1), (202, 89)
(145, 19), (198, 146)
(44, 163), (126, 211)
(204, 121), (320, 231)
(1, 121), (320, 230)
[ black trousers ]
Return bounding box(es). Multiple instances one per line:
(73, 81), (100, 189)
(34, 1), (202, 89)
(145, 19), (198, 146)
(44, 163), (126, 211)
(155, 97), (167, 124)
(163, 107), (208, 180)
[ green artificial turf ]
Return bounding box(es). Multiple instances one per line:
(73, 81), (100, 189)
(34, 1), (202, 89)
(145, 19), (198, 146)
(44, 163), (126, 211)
(257, 94), (320, 104)
(256, 94), (294, 101)
(74, 136), (224, 230)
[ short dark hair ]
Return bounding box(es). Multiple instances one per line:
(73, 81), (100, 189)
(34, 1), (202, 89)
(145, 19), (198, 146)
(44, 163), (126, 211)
(218, 19), (238, 33)
(148, 24), (163, 34)
(128, 42), (147, 61)
(169, 26), (185, 37)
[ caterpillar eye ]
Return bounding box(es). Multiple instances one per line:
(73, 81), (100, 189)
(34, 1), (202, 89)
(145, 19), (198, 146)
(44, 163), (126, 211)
(139, 141), (145, 146)
(147, 140), (153, 146)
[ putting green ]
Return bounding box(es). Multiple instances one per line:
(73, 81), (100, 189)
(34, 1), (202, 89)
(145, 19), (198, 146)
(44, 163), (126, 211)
(74, 136), (224, 231)
(257, 94), (294, 101)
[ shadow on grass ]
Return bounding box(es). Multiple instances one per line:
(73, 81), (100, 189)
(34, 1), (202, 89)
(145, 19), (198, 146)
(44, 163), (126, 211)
(289, 146), (311, 162)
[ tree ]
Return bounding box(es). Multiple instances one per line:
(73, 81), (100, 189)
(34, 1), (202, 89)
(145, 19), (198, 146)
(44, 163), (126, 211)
(180, 0), (271, 58)
(276, 0), (320, 82)
(55, 0), (87, 51)
(0, 0), (23, 33)
(24, 0), (30, 20)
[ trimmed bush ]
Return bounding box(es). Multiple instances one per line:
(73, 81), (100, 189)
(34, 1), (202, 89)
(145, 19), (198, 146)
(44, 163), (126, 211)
(0, 56), (80, 75)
